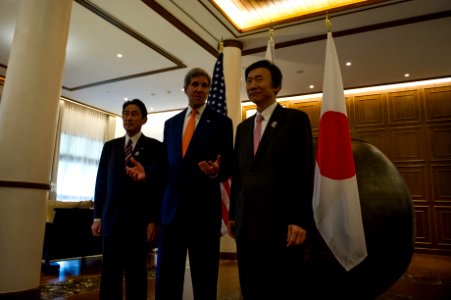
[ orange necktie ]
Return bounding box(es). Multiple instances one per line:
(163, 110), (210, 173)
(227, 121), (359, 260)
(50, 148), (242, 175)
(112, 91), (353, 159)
(182, 108), (197, 157)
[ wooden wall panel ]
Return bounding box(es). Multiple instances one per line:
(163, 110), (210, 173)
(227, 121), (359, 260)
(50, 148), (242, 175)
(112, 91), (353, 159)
(414, 206), (433, 246)
(431, 165), (451, 202)
(354, 128), (387, 156)
(435, 206), (451, 248)
(427, 124), (451, 161)
(353, 93), (386, 128)
(388, 90), (422, 125)
(424, 86), (451, 122)
(388, 126), (426, 162)
(290, 100), (320, 135)
(397, 165), (429, 201)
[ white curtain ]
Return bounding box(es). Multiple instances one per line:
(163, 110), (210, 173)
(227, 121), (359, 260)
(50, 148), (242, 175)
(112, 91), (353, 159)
(51, 100), (115, 201)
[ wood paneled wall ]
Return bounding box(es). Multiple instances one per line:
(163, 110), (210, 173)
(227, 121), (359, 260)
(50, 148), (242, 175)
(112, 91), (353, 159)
(243, 83), (451, 255)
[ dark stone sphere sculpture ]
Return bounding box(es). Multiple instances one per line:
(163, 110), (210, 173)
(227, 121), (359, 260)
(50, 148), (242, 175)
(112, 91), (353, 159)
(305, 138), (415, 299)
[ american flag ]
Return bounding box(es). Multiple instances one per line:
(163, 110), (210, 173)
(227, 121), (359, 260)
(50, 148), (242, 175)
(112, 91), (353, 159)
(207, 52), (231, 235)
(208, 52), (227, 115)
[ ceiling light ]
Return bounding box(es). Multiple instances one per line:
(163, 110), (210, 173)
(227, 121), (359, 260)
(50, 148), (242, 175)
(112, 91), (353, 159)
(346, 62), (352, 66)
(117, 53), (123, 58)
(124, 97), (128, 101)
(309, 85), (315, 89)
(211, 0), (376, 31)
(404, 73), (410, 78)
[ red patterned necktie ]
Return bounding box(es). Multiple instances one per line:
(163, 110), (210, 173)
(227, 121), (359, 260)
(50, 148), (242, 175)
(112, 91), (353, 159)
(253, 113), (263, 155)
(124, 139), (133, 163)
(182, 108), (197, 157)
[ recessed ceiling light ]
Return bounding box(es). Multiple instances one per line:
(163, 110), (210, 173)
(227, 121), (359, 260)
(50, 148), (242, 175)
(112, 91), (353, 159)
(117, 53), (123, 58)
(404, 73), (410, 78)
(124, 97), (128, 101)
(346, 62), (352, 66)
(309, 85), (315, 89)
(150, 107), (154, 111)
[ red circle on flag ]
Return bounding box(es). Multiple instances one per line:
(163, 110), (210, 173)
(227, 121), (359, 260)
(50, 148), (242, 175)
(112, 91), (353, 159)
(317, 111), (356, 179)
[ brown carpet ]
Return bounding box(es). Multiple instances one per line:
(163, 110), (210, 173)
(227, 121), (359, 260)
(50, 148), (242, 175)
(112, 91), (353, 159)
(40, 270), (155, 300)
(40, 254), (450, 300)
(40, 275), (101, 300)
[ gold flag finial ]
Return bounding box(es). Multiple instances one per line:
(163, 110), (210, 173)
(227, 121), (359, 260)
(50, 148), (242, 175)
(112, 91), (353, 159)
(269, 27), (274, 38)
(218, 37), (224, 53)
(325, 13), (332, 32)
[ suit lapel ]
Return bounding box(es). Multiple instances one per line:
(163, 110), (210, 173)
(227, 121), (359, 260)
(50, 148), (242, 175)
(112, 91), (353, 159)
(187, 106), (211, 151)
(173, 109), (186, 158)
(254, 104), (283, 158)
(133, 134), (145, 159)
(259, 105), (283, 149)
(239, 116), (256, 163)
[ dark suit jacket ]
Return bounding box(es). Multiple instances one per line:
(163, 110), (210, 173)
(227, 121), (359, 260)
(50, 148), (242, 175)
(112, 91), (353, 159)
(161, 105), (233, 228)
(229, 104), (315, 242)
(94, 134), (167, 237)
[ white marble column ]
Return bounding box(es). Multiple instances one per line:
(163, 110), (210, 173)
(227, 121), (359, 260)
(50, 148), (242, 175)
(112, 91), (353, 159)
(0, 0), (72, 298)
(223, 40), (244, 134)
(220, 40), (243, 254)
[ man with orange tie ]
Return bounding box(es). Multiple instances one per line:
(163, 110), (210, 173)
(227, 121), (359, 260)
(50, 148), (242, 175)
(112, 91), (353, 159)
(228, 60), (315, 300)
(155, 68), (234, 299)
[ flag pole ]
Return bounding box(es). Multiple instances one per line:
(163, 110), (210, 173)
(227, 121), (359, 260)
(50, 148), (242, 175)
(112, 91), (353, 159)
(325, 13), (332, 32)
(207, 39), (229, 234)
(265, 27), (275, 62)
(313, 12), (368, 271)
(218, 38), (224, 54)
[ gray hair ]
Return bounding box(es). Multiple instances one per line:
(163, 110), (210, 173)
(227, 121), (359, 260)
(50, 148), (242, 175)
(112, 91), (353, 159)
(183, 68), (211, 90)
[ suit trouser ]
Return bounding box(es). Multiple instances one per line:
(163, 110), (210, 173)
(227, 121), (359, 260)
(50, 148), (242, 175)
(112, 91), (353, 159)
(100, 232), (148, 300)
(156, 222), (221, 300)
(236, 235), (306, 300)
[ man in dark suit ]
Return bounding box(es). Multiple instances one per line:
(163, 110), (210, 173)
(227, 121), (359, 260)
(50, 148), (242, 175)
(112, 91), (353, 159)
(227, 60), (315, 300)
(155, 68), (233, 299)
(91, 99), (167, 300)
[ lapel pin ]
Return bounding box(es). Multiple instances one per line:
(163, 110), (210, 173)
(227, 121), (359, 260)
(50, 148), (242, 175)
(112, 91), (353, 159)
(271, 121), (278, 128)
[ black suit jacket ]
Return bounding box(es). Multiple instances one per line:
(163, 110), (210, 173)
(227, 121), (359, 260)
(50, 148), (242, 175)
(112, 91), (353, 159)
(94, 134), (167, 237)
(229, 104), (315, 242)
(161, 105), (233, 228)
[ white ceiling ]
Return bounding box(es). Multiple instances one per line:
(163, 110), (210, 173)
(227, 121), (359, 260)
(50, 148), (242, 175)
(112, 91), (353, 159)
(1, 0), (451, 116)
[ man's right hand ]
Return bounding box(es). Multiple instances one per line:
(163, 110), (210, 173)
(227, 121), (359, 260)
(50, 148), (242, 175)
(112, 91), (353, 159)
(91, 219), (101, 237)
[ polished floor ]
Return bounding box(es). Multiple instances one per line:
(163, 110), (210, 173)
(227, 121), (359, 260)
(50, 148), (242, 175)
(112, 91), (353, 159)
(40, 253), (451, 300)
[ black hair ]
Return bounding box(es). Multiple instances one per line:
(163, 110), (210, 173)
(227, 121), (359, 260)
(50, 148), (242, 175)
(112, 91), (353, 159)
(122, 98), (148, 117)
(245, 60), (282, 93)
